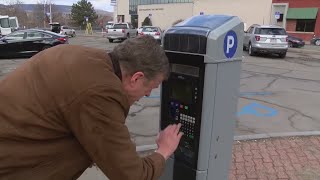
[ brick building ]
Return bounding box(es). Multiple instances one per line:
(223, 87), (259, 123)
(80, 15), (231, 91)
(272, 0), (320, 41)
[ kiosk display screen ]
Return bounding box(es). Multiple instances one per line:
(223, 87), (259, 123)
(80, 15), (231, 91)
(170, 80), (193, 105)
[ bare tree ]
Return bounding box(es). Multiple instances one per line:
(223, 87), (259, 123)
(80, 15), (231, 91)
(30, 1), (46, 28)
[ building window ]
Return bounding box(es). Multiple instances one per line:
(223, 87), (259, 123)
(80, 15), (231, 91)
(277, 14), (284, 22)
(296, 19), (316, 32)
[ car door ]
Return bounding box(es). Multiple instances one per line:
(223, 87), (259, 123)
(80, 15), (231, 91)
(244, 26), (254, 47)
(22, 31), (48, 55)
(0, 31), (25, 57)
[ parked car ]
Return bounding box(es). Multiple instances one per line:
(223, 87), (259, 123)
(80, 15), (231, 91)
(106, 23), (138, 43)
(310, 35), (320, 46)
(243, 24), (288, 58)
(49, 22), (61, 34)
(105, 21), (114, 29)
(137, 26), (152, 35)
(140, 26), (162, 43)
(287, 35), (305, 48)
(0, 29), (68, 58)
(60, 26), (76, 37)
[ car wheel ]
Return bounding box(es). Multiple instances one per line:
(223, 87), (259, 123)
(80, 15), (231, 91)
(315, 40), (320, 46)
(42, 45), (51, 51)
(279, 52), (286, 58)
(248, 44), (255, 56)
(127, 33), (130, 39)
(109, 39), (113, 43)
(243, 45), (247, 51)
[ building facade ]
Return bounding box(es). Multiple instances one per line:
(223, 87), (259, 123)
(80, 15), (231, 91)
(272, 0), (320, 41)
(115, 0), (274, 31)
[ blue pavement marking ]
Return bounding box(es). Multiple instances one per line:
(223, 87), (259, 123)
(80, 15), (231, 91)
(237, 102), (278, 117)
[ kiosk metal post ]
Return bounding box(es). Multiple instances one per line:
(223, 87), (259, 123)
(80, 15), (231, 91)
(160, 15), (243, 180)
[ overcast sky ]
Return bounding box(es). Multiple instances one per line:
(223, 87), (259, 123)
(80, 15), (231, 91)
(1, 0), (114, 11)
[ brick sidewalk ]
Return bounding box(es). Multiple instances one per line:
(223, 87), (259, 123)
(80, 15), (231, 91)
(229, 136), (320, 180)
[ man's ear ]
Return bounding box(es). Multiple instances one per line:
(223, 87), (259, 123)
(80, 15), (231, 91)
(130, 71), (145, 85)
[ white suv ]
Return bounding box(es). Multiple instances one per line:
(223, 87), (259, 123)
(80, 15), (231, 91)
(243, 24), (288, 58)
(60, 26), (76, 37)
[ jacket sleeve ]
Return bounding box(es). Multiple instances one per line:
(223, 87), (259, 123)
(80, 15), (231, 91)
(64, 85), (165, 180)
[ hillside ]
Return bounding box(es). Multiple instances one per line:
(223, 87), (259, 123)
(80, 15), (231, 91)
(0, 4), (113, 16)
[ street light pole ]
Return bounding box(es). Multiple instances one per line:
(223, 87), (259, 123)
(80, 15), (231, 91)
(43, 1), (46, 28)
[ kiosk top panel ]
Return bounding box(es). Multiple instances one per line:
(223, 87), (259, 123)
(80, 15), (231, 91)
(175, 15), (234, 31)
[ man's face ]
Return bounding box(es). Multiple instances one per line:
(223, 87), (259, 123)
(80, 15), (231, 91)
(122, 72), (164, 105)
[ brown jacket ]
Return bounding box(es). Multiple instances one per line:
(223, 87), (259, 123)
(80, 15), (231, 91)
(0, 45), (165, 180)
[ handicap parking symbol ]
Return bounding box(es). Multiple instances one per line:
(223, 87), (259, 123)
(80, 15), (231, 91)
(238, 102), (278, 117)
(224, 30), (238, 58)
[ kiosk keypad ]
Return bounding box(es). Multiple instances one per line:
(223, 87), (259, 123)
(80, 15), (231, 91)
(180, 114), (195, 139)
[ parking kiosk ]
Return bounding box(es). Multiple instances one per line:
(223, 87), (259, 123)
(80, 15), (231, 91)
(159, 15), (243, 180)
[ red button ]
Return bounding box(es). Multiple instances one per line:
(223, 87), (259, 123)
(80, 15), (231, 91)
(180, 105), (183, 109)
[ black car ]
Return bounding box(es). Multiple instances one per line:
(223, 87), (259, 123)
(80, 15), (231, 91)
(310, 35), (320, 46)
(288, 35), (305, 48)
(0, 29), (68, 58)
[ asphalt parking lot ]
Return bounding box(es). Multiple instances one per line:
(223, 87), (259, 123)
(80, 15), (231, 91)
(1, 35), (320, 179)
(1, 35), (320, 141)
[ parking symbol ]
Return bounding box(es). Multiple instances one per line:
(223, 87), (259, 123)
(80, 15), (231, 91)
(224, 30), (238, 58)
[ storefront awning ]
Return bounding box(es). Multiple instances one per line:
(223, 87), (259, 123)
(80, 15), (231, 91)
(287, 8), (318, 19)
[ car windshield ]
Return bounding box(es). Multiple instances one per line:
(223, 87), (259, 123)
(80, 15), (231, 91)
(255, 28), (287, 35)
(9, 19), (17, 28)
(0, 18), (10, 28)
(113, 24), (127, 29)
(142, 27), (158, 32)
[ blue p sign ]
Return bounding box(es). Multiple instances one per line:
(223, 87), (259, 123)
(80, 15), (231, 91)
(224, 30), (238, 58)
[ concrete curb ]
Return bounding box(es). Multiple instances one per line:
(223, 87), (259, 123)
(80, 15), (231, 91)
(234, 131), (320, 141)
(136, 131), (320, 152)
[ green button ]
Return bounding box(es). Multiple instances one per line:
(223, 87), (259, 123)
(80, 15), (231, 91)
(185, 106), (188, 110)
(189, 135), (194, 139)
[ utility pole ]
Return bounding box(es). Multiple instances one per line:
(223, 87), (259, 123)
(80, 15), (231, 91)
(49, 0), (52, 23)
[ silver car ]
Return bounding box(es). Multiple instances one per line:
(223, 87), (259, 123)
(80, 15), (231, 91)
(243, 24), (288, 58)
(140, 26), (162, 43)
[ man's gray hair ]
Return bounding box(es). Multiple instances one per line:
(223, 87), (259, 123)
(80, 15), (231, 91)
(111, 35), (170, 80)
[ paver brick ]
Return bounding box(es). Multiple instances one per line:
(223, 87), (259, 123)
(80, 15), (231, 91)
(263, 162), (275, 173)
(271, 155), (283, 167)
(252, 149), (263, 159)
(261, 152), (272, 163)
(253, 158), (264, 170)
(235, 152), (244, 162)
(287, 152), (300, 163)
(293, 147), (306, 157)
(276, 170), (289, 179)
(229, 136), (320, 180)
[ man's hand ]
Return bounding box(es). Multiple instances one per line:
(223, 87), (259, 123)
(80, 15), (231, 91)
(155, 123), (183, 160)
